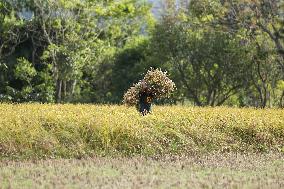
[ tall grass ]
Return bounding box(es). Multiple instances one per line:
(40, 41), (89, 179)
(0, 104), (283, 159)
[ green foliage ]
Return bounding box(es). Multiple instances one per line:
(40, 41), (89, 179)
(149, 9), (252, 106)
(105, 36), (150, 103)
(144, 0), (284, 107)
(15, 57), (36, 83)
(0, 0), (153, 103)
(0, 0), (283, 107)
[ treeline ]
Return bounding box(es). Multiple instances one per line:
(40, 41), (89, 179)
(0, 0), (283, 108)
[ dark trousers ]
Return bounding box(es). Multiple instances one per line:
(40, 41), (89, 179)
(139, 102), (151, 115)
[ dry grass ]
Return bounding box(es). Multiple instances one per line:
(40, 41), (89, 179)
(0, 153), (283, 189)
(0, 104), (283, 159)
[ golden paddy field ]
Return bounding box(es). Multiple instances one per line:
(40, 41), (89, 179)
(0, 104), (283, 159)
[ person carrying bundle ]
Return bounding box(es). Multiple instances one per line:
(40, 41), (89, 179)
(123, 68), (176, 116)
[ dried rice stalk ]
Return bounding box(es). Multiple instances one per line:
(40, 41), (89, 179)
(123, 68), (176, 106)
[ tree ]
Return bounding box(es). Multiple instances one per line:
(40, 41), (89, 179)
(80, 0), (154, 103)
(184, 0), (284, 107)
(0, 0), (153, 103)
(247, 40), (282, 108)
(218, 0), (284, 107)
(149, 5), (252, 106)
(108, 37), (150, 103)
(220, 0), (284, 60)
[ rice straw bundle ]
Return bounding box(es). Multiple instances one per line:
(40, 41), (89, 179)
(123, 68), (176, 106)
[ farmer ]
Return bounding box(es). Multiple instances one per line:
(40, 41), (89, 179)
(138, 80), (154, 116)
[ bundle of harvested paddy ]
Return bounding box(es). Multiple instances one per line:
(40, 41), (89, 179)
(123, 68), (176, 106)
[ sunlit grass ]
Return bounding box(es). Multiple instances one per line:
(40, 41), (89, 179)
(0, 104), (283, 159)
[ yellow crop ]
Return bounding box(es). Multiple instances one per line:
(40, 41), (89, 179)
(0, 104), (283, 159)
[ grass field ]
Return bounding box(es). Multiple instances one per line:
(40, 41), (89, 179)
(0, 153), (283, 189)
(0, 104), (283, 188)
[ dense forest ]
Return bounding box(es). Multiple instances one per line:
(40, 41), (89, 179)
(0, 0), (283, 107)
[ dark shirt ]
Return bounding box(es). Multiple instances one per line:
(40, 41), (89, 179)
(138, 91), (154, 114)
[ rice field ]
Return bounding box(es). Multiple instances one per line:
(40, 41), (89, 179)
(0, 104), (283, 159)
(0, 104), (283, 188)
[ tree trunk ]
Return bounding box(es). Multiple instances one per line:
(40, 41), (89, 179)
(62, 80), (67, 101)
(56, 79), (62, 103)
(256, 59), (268, 108)
(71, 79), (77, 95)
(262, 87), (267, 108)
